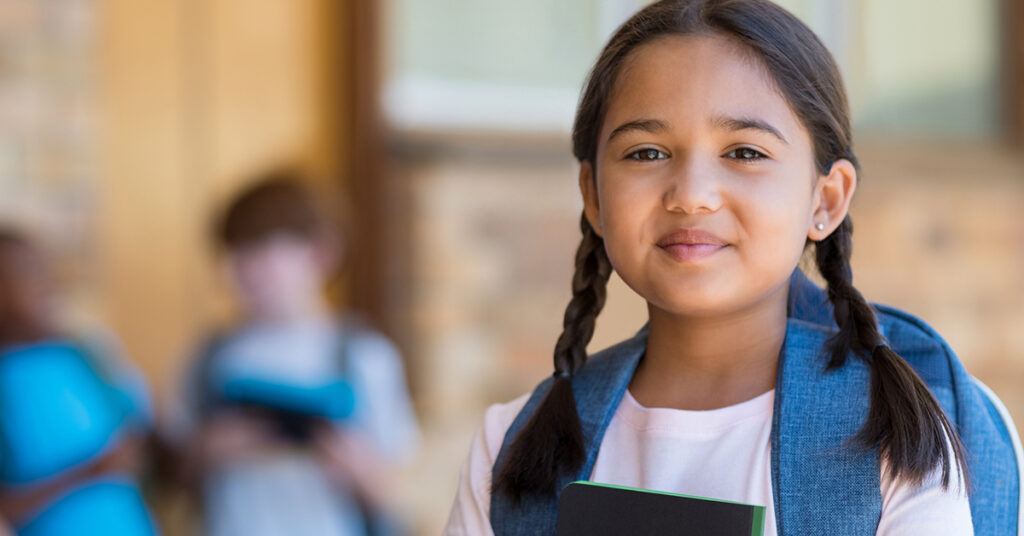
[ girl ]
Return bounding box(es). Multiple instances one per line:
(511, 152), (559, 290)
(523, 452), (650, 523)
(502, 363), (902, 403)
(445, 1), (1020, 535)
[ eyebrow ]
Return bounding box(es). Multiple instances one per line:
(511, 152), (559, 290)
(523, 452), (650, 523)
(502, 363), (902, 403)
(712, 115), (789, 145)
(606, 119), (669, 143)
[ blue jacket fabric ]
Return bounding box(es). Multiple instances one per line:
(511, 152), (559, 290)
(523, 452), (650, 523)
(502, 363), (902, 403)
(490, 270), (1020, 535)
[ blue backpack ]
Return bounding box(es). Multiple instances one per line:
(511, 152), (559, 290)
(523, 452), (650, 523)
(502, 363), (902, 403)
(0, 342), (158, 536)
(192, 322), (364, 431)
(490, 270), (1022, 535)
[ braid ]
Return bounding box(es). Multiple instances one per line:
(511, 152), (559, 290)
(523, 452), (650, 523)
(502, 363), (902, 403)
(816, 216), (968, 489)
(493, 213), (612, 501)
(553, 215), (614, 374)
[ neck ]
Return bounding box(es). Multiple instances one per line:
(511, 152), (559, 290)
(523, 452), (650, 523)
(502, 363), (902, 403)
(249, 296), (333, 327)
(629, 281), (789, 410)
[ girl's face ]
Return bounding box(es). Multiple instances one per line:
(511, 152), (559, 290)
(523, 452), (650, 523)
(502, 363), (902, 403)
(581, 34), (853, 319)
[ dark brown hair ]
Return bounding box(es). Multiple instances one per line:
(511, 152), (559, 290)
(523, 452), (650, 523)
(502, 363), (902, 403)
(0, 228), (56, 349)
(494, 0), (967, 501)
(215, 169), (325, 250)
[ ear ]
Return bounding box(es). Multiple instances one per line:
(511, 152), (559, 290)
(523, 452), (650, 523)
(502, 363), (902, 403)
(808, 159), (856, 241)
(578, 161), (603, 237)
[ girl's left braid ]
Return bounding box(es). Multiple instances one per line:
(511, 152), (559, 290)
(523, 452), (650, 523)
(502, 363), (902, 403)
(816, 216), (968, 488)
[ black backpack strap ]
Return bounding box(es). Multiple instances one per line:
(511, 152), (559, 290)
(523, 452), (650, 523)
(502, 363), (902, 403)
(190, 331), (232, 420)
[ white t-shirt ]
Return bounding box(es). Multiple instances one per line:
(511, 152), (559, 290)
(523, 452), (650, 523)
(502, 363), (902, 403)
(173, 320), (420, 536)
(444, 388), (973, 535)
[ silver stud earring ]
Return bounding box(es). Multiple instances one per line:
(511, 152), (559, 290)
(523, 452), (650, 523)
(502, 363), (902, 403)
(815, 222), (825, 231)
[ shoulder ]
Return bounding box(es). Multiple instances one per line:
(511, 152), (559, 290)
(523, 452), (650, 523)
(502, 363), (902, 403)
(339, 322), (408, 390)
(476, 393), (532, 466)
(455, 394), (531, 516)
(871, 303), (960, 389)
(345, 329), (402, 362)
(338, 316), (402, 361)
(792, 270), (961, 388)
(446, 393), (530, 536)
(790, 270), (959, 377)
(873, 303), (956, 358)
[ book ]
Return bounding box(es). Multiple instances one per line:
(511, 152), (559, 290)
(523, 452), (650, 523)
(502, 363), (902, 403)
(556, 481), (766, 536)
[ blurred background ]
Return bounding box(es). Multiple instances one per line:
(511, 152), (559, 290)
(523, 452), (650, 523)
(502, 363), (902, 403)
(0, 0), (1021, 533)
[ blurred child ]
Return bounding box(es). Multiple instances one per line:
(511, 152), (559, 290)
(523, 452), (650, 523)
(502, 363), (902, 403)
(173, 171), (419, 536)
(0, 227), (156, 535)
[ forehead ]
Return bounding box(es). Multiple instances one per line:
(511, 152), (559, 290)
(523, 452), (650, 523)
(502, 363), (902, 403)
(602, 34), (807, 144)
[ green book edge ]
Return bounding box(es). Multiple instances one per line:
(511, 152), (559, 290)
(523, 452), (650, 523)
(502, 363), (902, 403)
(564, 480), (767, 536)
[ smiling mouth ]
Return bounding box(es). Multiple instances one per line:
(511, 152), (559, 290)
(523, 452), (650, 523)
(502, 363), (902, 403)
(656, 229), (728, 262)
(659, 243), (726, 262)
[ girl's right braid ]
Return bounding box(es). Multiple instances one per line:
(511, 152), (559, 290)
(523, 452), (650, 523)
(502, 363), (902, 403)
(493, 213), (612, 502)
(553, 215), (613, 375)
(816, 217), (967, 489)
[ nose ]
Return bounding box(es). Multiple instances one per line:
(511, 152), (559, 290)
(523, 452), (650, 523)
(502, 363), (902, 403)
(662, 155), (724, 215)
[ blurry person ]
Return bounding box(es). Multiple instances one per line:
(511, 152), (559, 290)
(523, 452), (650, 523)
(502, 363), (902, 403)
(0, 228), (157, 535)
(172, 171), (419, 536)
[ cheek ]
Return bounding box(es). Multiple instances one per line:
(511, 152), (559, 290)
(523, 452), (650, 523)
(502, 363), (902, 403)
(228, 259), (268, 298)
(735, 178), (814, 263)
(270, 254), (322, 293)
(595, 178), (656, 264)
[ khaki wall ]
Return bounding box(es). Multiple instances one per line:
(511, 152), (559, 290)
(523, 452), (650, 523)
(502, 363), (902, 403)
(96, 0), (347, 401)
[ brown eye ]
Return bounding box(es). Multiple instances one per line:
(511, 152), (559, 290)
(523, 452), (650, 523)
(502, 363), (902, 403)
(628, 148), (668, 161)
(725, 147), (767, 160)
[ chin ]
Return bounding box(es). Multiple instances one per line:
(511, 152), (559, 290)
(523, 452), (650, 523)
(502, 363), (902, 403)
(643, 285), (729, 317)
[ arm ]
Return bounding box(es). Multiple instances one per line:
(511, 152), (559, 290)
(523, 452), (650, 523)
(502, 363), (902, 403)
(181, 409), (284, 485)
(314, 333), (420, 509)
(314, 426), (395, 510)
(443, 426), (498, 536)
(444, 395), (530, 536)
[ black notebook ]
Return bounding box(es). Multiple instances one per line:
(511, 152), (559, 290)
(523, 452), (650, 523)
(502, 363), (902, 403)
(556, 481), (766, 536)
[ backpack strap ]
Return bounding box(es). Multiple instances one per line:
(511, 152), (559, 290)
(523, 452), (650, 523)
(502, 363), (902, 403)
(971, 377), (1024, 535)
(489, 329), (647, 536)
(771, 318), (881, 535)
(334, 315), (376, 380)
(190, 331), (232, 420)
(491, 271), (886, 535)
(793, 271), (1021, 535)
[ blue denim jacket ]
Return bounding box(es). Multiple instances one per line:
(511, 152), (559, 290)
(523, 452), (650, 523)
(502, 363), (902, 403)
(490, 270), (1020, 535)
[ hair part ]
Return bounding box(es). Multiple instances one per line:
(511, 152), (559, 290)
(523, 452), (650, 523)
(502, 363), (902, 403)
(495, 0), (966, 500)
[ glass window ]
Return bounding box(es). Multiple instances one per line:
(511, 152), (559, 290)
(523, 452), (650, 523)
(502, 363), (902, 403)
(384, 0), (1001, 139)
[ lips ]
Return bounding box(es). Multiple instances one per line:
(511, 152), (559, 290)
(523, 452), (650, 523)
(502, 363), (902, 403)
(656, 229), (728, 262)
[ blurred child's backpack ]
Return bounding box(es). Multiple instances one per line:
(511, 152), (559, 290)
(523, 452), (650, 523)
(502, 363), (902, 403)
(0, 342), (158, 535)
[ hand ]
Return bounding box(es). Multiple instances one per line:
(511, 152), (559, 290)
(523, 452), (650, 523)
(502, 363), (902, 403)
(199, 410), (280, 464)
(313, 425), (391, 509)
(86, 434), (144, 478)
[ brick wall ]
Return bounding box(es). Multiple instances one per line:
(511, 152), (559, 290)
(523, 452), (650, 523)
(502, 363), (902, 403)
(396, 136), (1024, 533)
